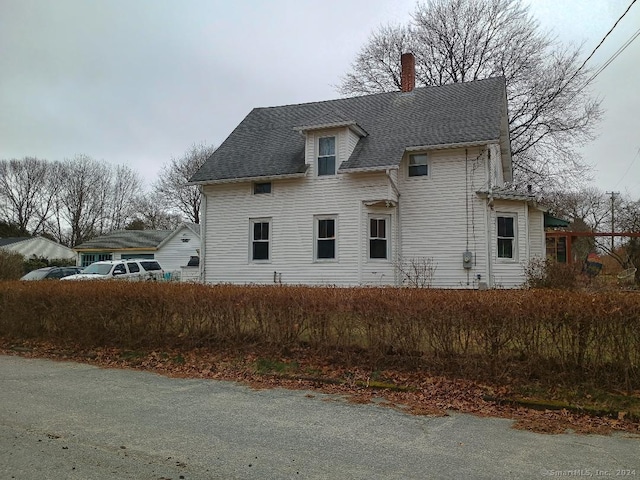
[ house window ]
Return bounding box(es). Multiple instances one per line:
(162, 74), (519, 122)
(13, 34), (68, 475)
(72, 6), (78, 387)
(315, 216), (337, 260)
(253, 182), (272, 194)
(408, 154), (428, 177)
(369, 216), (389, 260)
(497, 215), (516, 259)
(318, 136), (336, 176)
(81, 253), (113, 267)
(251, 218), (271, 262)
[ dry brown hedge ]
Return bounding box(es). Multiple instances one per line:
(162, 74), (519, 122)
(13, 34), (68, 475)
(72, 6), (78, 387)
(1, 281), (639, 390)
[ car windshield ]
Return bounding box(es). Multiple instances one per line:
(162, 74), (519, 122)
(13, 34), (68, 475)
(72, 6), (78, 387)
(21, 269), (51, 280)
(81, 264), (113, 275)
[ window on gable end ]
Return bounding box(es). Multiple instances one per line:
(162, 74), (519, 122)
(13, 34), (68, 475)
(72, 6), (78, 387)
(250, 218), (271, 262)
(408, 153), (429, 177)
(318, 136), (336, 176)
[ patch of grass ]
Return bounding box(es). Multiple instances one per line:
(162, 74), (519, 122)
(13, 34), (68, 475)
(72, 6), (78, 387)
(509, 383), (640, 421)
(254, 358), (299, 374)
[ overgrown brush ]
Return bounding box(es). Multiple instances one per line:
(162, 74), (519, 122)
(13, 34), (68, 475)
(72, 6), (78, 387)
(0, 281), (639, 391)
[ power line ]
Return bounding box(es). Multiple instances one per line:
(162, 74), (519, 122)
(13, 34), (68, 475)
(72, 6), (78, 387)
(574, 0), (637, 78)
(613, 147), (640, 190)
(585, 27), (640, 85)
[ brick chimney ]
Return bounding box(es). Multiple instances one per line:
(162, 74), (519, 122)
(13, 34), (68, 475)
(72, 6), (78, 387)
(401, 53), (415, 92)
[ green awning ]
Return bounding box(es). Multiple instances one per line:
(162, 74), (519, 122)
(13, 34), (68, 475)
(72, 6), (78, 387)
(544, 213), (570, 228)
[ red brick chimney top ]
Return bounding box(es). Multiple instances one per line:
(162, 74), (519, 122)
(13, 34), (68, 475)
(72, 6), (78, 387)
(401, 53), (415, 93)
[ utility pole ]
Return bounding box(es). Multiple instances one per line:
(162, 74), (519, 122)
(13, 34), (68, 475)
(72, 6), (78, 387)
(606, 191), (619, 252)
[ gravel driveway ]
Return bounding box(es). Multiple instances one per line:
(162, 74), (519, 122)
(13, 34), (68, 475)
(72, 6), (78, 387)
(1, 355), (638, 479)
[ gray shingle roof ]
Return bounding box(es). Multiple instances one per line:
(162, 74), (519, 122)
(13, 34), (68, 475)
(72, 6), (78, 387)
(74, 230), (173, 250)
(0, 237), (30, 247)
(191, 77), (507, 183)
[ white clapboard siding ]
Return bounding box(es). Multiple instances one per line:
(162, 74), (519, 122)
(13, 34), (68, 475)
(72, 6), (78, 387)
(397, 147), (491, 288)
(528, 207), (545, 259)
(155, 226), (200, 272)
(202, 141), (543, 288)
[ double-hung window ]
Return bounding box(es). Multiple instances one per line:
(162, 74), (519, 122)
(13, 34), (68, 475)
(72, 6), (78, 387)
(369, 216), (389, 260)
(318, 136), (336, 176)
(497, 215), (516, 259)
(408, 153), (429, 177)
(315, 216), (337, 260)
(251, 218), (271, 262)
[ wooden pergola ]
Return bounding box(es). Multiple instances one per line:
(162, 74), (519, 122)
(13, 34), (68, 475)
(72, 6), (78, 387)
(545, 231), (640, 265)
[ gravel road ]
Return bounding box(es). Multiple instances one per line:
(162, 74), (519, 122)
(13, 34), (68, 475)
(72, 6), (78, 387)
(1, 355), (638, 479)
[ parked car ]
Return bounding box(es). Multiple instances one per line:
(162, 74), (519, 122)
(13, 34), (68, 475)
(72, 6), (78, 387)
(20, 266), (83, 281)
(61, 259), (164, 281)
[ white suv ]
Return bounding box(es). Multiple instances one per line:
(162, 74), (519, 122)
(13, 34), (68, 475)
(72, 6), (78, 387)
(62, 259), (164, 281)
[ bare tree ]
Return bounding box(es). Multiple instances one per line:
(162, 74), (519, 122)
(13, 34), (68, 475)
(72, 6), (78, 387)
(0, 157), (60, 235)
(48, 155), (113, 246)
(153, 143), (215, 224)
(127, 193), (184, 230)
(543, 187), (610, 232)
(108, 164), (143, 230)
(338, 0), (602, 189)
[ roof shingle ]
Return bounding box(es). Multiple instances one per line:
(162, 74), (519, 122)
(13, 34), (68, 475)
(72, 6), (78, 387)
(191, 77), (507, 183)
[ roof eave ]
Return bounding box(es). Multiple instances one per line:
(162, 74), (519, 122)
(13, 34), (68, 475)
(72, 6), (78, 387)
(188, 171), (308, 186)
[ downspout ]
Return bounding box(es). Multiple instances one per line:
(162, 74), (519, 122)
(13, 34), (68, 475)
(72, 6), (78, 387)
(358, 200), (363, 284)
(485, 146), (494, 288)
(386, 168), (401, 285)
(199, 185), (207, 282)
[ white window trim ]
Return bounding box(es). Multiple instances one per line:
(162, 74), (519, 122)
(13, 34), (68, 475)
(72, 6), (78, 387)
(317, 135), (337, 177)
(249, 217), (272, 263)
(496, 213), (517, 262)
(367, 214), (391, 262)
(407, 153), (430, 178)
(314, 214), (338, 262)
(252, 181), (272, 195)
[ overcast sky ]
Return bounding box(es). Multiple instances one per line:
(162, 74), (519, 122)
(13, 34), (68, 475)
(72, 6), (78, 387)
(1, 0), (638, 198)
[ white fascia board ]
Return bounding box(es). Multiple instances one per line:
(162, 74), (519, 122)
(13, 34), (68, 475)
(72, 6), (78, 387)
(405, 140), (499, 152)
(294, 121), (368, 137)
(187, 171), (307, 186)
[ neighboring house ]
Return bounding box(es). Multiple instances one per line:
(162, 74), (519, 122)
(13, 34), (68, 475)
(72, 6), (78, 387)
(73, 223), (201, 276)
(189, 53), (545, 288)
(0, 236), (75, 261)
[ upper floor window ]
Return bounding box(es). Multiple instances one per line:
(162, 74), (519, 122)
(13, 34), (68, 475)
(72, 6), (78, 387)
(315, 216), (337, 260)
(408, 153), (428, 177)
(318, 136), (336, 176)
(253, 182), (272, 194)
(369, 216), (389, 260)
(497, 215), (516, 259)
(251, 218), (271, 262)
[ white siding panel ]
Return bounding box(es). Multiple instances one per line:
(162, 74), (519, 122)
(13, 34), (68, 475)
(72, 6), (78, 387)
(203, 171), (392, 285)
(528, 207), (545, 259)
(156, 226), (200, 273)
(397, 147), (490, 288)
(490, 201), (527, 288)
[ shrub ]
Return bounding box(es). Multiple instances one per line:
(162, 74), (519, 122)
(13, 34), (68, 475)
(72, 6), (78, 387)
(0, 251), (24, 280)
(524, 257), (580, 289)
(0, 282), (638, 391)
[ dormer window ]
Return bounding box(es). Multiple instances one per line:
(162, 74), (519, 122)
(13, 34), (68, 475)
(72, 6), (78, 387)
(408, 153), (429, 177)
(318, 136), (336, 176)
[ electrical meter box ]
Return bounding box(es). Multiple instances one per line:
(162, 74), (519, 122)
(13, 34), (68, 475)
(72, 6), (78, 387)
(462, 251), (473, 269)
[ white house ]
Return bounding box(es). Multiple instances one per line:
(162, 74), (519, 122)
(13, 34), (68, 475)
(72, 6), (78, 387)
(73, 223), (200, 278)
(0, 236), (76, 260)
(189, 54), (545, 288)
